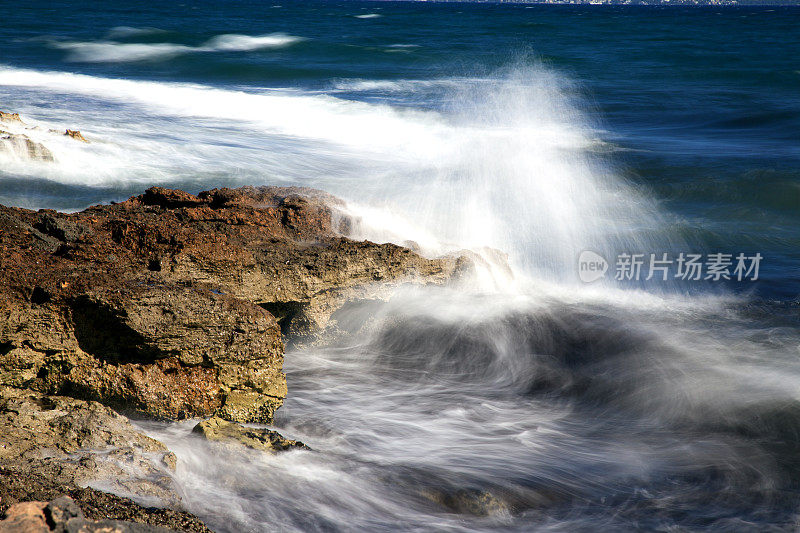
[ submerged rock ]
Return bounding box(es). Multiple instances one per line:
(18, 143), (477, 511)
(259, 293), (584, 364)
(192, 416), (309, 453)
(0, 130), (54, 162)
(425, 488), (509, 517)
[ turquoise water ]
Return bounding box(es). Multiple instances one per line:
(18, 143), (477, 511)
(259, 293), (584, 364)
(2, 2), (800, 531)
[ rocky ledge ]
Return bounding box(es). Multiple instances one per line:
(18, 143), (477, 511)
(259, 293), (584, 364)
(0, 185), (471, 423)
(0, 185), (473, 530)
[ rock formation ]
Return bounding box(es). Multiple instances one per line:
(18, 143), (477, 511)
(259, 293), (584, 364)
(193, 416), (309, 453)
(0, 130), (54, 162)
(0, 111), (24, 123)
(0, 185), (469, 424)
(0, 387), (179, 505)
(0, 111), (91, 163)
(64, 129), (89, 143)
(0, 386), (209, 531)
(0, 183), (473, 529)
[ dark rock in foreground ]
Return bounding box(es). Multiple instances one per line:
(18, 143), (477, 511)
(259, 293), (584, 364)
(0, 494), (204, 533)
(0, 486), (209, 533)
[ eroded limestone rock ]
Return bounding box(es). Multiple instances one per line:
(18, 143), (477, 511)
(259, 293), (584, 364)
(0, 110), (92, 163)
(0, 387), (180, 508)
(65, 129), (89, 143)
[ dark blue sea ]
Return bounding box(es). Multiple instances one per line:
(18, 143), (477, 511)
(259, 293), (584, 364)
(2, 2), (800, 531)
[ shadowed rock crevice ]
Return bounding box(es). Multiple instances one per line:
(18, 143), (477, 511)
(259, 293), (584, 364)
(35, 212), (90, 242)
(69, 296), (165, 364)
(259, 300), (308, 335)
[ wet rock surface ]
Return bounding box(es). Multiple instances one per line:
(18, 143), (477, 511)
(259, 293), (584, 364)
(0, 183), (471, 530)
(0, 111), (24, 123)
(0, 111), (90, 163)
(0, 130), (54, 162)
(0, 387), (209, 531)
(0, 185), (468, 423)
(0, 387), (180, 508)
(64, 129), (89, 143)
(192, 416), (309, 453)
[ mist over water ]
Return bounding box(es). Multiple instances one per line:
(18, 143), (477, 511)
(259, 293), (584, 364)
(3, 1), (800, 530)
(0, 63), (671, 282)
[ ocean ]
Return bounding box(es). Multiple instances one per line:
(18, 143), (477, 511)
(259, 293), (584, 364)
(2, 1), (800, 531)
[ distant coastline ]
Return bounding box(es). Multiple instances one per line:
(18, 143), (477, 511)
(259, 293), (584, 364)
(394, 0), (800, 5)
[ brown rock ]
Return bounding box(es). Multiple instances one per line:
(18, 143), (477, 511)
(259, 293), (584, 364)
(0, 186), (470, 424)
(192, 416), (309, 453)
(0, 387), (211, 531)
(0, 501), (49, 533)
(0, 387), (180, 507)
(64, 129), (89, 143)
(0, 482), (209, 533)
(0, 495), (193, 533)
(0, 184), (479, 531)
(0, 111), (24, 124)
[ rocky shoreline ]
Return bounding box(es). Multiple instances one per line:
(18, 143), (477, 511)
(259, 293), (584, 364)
(0, 179), (473, 530)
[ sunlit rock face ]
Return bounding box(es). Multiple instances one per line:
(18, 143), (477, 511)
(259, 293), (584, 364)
(0, 185), (471, 424)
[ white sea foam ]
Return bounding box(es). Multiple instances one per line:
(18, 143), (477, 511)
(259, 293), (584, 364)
(4, 58), (794, 533)
(106, 26), (168, 38)
(55, 41), (193, 62)
(332, 79), (435, 92)
(52, 32), (303, 62)
(135, 273), (800, 532)
(0, 63), (670, 289)
(0, 63), (669, 284)
(202, 32), (304, 51)
(355, 13), (382, 19)
(332, 77), (480, 94)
